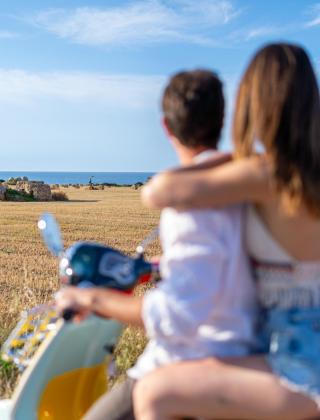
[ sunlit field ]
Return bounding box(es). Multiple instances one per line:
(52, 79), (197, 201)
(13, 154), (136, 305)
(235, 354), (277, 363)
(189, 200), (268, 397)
(0, 187), (160, 397)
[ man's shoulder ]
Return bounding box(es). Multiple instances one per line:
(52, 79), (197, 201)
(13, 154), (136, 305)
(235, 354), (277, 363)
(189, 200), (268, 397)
(161, 203), (245, 223)
(160, 204), (245, 241)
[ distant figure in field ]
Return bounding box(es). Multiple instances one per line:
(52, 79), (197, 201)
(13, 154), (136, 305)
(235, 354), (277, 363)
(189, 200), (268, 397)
(88, 176), (94, 190)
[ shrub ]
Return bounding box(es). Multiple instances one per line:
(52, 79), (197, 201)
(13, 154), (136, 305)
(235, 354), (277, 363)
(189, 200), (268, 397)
(132, 182), (143, 190)
(5, 188), (34, 202)
(52, 191), (69, 201)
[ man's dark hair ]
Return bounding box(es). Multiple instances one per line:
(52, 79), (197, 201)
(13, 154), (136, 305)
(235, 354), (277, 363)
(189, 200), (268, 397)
(162, 69), (224, 149)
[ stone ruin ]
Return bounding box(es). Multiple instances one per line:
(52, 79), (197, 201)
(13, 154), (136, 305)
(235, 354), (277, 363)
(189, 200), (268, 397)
(16, 181), (52, 201)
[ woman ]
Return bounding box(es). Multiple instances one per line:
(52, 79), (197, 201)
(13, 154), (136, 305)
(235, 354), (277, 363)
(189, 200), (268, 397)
(133, 43), (320, 419)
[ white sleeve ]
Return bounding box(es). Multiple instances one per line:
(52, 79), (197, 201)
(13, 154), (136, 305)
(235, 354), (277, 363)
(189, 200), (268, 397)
(142, 209), (229, 344)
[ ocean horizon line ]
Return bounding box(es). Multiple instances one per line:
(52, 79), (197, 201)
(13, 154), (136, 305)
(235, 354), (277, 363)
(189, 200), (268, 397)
(0, 170), (157, 173)
(0, 171), (156, 185)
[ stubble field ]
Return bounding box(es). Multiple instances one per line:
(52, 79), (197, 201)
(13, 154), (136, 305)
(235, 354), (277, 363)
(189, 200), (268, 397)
(0, 187), (160, 397)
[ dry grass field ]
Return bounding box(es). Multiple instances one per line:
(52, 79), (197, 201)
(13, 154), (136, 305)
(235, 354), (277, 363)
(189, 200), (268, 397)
(0, 186), (160, 398)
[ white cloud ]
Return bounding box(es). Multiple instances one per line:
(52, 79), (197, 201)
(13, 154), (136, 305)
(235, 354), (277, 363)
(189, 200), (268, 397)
(0, 30), (19, 39)
(244, 26), (283, 40)
(229, 24), (289, 43)
(31, 0), (239, 47)
(0, 69), (165, 109)
(305, 3), (320, 27)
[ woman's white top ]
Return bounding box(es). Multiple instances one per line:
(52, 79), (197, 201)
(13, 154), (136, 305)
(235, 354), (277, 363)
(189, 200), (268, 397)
(246, 205), (320, 310)
(246, 205), (292, 263)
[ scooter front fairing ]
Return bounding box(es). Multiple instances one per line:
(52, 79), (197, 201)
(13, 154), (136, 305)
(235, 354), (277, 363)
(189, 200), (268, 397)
(0, 213), (159, 420)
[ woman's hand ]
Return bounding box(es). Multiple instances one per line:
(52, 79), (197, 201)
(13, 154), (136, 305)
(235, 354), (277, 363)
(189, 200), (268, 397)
(142, 172), (172, 209)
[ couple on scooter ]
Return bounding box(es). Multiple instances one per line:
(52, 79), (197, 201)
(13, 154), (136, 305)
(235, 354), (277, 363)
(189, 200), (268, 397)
(56, 42), (320, 420)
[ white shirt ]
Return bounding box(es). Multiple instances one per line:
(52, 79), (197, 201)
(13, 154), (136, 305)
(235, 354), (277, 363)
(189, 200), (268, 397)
(129, 151), (257, 379)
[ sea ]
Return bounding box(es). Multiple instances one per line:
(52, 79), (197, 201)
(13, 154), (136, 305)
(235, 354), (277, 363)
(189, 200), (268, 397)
(0, 172), (155, 185)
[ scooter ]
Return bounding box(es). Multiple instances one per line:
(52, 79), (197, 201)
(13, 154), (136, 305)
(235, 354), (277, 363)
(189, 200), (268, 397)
(0, 213), (159, 420)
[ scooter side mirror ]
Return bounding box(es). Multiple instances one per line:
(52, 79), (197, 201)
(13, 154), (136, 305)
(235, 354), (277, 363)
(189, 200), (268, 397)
(38, 213), (64, 257)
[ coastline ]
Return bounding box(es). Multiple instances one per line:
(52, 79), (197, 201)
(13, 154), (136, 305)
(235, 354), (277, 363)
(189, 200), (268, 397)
(0, 172), (155, 186)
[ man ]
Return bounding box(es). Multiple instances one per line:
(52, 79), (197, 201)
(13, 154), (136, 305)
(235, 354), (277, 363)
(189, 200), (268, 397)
(56, 70), (256, 420)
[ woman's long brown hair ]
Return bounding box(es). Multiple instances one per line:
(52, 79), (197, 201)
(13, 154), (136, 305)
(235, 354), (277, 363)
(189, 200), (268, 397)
(233, 43), (320, 215)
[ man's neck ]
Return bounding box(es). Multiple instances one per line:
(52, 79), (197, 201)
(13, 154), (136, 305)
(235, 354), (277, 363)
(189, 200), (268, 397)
(177, 145), (216, 166)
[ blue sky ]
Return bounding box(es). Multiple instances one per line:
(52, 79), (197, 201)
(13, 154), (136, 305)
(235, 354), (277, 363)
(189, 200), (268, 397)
(0, 0), (319, 171)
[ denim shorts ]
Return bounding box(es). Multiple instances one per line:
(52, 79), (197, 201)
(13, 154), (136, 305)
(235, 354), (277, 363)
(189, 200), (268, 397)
(258, 307), (320, 406)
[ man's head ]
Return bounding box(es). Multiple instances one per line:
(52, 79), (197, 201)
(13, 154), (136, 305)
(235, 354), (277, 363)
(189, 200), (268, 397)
(162, 69), (224, 152)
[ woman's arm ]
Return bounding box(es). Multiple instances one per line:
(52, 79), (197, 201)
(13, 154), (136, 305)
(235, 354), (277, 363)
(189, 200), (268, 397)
(142, 156), (273, 210)
(54, 287), (144, 327)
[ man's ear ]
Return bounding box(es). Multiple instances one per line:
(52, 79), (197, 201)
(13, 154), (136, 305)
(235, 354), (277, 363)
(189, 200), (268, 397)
(161, 116), (172, 139)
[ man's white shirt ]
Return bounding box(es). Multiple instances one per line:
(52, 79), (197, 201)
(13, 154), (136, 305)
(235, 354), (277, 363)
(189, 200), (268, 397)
(129, 151), (257, 379)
